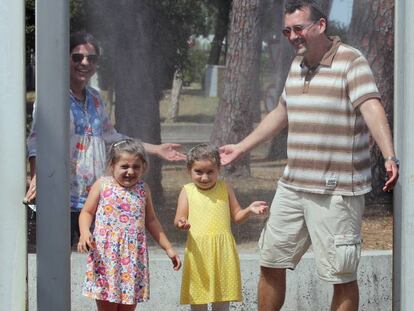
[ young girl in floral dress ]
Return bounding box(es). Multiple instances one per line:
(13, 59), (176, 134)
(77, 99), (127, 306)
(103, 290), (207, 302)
(78, 139), (181, 311)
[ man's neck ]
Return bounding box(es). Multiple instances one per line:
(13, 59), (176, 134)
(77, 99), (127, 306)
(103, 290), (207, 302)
(304, 36), (333, 68)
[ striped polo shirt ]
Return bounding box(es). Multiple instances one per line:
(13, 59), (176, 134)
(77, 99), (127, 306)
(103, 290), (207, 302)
(278, 36), (381, 196)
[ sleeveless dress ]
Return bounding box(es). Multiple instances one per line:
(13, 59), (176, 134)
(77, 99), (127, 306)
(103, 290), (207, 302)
(82, 176), (149, 304)
(180, 180), (242, 304)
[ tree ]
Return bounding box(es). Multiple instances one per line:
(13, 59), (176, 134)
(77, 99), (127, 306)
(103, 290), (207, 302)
(210, 0), (265, 176)
(347, 0), (394, 206)
(206, 0), (233, 65)
(85, 0), (210, 202)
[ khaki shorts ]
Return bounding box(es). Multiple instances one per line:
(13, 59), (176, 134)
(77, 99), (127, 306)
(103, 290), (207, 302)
(259, 184), (364, 284)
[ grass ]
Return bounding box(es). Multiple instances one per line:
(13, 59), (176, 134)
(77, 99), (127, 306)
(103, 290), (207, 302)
(159, 83), (219, 123)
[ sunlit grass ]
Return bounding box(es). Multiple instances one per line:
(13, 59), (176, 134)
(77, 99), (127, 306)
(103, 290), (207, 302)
(159, 83), (219, 123)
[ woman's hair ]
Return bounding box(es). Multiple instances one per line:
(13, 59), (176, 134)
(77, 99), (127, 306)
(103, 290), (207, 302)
(284, 0), (327, 24)
(107, 139), (148, 171)
(70, 31), (101, 55)
(186, 143), (221, 169)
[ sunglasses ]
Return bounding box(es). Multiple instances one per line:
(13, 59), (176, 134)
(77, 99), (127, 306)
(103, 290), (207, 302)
(282, 21), (317, 37)
(71, 53), (99, 65)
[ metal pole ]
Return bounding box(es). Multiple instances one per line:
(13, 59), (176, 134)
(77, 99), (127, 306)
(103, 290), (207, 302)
(0, 1), (26, 310)
(36, 0), (71, 310)
(394, 0), (414, 310)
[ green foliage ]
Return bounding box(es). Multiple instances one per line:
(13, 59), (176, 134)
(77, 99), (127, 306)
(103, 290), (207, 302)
(182, 49), (209, 84)
(25, 0), (88, 62)
(153, 0), (212, 75)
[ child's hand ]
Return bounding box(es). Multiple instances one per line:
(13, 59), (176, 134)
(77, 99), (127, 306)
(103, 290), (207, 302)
(77, 232), (93, 253)
(166, 248), (181, 271)
(248, 201), (268, 216)
(177, 217), (191, 230)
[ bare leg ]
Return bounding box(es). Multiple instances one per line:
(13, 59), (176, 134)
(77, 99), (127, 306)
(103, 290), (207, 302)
(96, 300), (118, 311)
(212, 301), (230, 311)
(331, 280), (359, 311)
(191, 304), (208, 311)
(258, 267), (286, 311)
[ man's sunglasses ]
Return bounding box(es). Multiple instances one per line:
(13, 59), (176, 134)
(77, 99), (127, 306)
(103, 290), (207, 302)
(71, 53), (99, 65)
(282, 21), (317, 37)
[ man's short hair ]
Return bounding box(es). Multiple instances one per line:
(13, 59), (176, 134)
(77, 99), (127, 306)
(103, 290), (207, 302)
(285, 0), (328, 23)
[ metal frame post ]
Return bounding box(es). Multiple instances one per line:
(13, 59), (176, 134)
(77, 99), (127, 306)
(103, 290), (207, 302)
(36, 0), (71, 310)
(394, 0), (414, 310)
(0, 0), (27, 309)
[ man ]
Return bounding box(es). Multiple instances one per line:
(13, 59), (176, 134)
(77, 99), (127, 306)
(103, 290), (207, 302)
(219, 1), (399, 310)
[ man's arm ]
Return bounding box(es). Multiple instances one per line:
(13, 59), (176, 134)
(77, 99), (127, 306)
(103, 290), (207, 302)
(359, 98), (399, 191)
(220, 103), (288, 165)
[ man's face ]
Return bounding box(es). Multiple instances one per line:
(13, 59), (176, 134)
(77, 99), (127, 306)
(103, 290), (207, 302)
(283, 7), (323, 56)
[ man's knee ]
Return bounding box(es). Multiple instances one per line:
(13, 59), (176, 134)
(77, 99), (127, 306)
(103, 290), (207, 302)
(258, 267), (287, 311)
(260, 266), (286, 281)
(333, 280), (359, 294)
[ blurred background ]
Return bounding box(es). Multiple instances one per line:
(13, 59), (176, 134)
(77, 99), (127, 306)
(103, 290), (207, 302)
(25, 0), (394, 251)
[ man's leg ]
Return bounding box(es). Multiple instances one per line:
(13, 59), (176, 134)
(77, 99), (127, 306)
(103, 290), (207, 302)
(258, 267), (286, 311)
(331, 280), (359, 311)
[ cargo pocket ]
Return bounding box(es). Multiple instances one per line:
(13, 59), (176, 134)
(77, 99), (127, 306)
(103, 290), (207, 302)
(331, 234), (362, 275)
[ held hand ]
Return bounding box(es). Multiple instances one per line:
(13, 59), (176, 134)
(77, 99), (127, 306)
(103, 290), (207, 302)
(383, 160), (399, 192)
(248, 201), (269, 216)
(166, 248), (181, 271)
(157, 143), (186, 162)
(177, 217), (191, 230)
(24, 174), (37, 203)
(77, 232), (93, 253)
(219, 145), (244, 166)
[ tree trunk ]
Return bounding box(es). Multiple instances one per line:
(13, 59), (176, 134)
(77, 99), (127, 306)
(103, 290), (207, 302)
(266, 0), (333, 160)
(165, 70), (182, 123)
(210, 0), (265, 177)
(208, 0), (233, 65)
(348, 0), (394, 206)
(86, 1), (164, 203)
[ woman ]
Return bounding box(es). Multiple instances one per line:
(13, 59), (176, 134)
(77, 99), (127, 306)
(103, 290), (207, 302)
(25, 31), (185, 245)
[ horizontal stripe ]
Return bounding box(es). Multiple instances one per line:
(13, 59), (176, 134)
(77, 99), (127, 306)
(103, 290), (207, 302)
(282, 165), (372, 184)
(287, 132), (370, 148)
(278, 178), (371, 195)
(287, 149), (370, 163)
(288, 111), (355, 126)
(288, 122), (367, 136)
(287, 158), (371, 172)
(287, 142), (369, 153)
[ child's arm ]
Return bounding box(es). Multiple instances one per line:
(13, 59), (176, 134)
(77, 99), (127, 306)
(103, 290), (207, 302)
(77, 179), (101, 253)
(174, 188), (191, 230)
(227, 181), (268, 224)
(144, 184), (181, 271)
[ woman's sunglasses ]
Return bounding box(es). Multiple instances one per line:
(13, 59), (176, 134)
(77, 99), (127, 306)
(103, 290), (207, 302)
(71, 53), (99, 65)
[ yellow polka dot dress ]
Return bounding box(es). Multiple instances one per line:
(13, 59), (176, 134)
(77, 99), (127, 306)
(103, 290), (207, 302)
(180, 180), (242, 305)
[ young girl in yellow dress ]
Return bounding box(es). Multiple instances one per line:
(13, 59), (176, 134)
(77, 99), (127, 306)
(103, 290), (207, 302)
(175, 144), (268, 311)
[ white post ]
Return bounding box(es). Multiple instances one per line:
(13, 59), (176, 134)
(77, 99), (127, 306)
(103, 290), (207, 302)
(36, 0), (71, 310)
(0, 1), (27, 310)
(394, 0), (414, 310)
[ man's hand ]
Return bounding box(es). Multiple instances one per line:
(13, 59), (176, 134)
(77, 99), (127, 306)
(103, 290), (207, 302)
(383, 160), (399, 192)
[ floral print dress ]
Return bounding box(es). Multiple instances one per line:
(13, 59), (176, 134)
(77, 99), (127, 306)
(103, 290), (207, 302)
(27, 87), (126, 211)
(82, 176), (149, 304)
